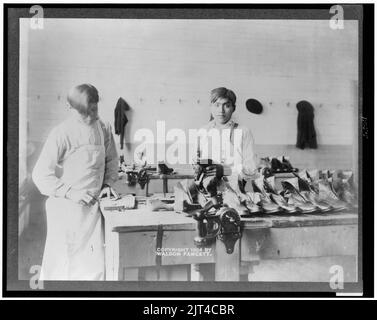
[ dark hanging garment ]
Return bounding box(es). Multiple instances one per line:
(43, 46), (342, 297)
(114, 97), (130, 149)
(296, 100), (318, 149)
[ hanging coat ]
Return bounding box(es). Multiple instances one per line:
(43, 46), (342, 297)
(32, 117), (118, 280)
(296, 100), (318, 149)
(114, 97), (130, 149)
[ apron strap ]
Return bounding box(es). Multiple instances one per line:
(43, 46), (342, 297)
(230, 122), (238, 146)
(96, 120), (105, 147)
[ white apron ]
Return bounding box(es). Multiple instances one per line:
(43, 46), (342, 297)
(40, 121), (106, 281)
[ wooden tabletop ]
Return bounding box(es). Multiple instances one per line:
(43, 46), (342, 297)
(241, 211), (358, 228)
(148, 173), (194, 180)
(101, 202), (358, 233)
(102, 208), (197, 232)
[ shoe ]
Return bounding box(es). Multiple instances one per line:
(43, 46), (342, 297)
(339, 184), (357, 208)
(307, 169), (320, 181)
(281, 178), (318, 213)
(222, 188), (251, 216)
(246, 191), (280, 214)
(258, 157), (273, 177)
(251, 177), (282, 214)
(241, 191), (262, 215)
(296, 169), (310, 182)
(295, 175), (332, 212)
(318, 179), (349, 212)
(281, 156), (298, 172)
(264, 176), (299, 214)
(305, 169), (321, 193)
(158, 162), (174, 175)
(243, 198), (262, 214)
(319, 169), (330, 180)
(270, 157), (283, 173)
(331, 170), (358, 208)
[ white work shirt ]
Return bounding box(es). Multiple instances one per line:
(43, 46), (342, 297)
(197, 119), (259, 180)
(32, 116), (119, 197)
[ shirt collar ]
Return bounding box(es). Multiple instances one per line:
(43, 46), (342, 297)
(208, 119), (236, 130)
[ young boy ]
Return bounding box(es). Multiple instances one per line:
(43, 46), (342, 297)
(32, 84), (119, 280)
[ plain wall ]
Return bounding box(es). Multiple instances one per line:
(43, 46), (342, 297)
(23, 19), (358, 167)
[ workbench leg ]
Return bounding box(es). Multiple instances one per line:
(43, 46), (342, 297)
(191, 263), (215, 281)
(145, 180), (149, 197)
(163, 177), (168, 197)
(240, 261), (251, 282)
(215, 239), (240, 281)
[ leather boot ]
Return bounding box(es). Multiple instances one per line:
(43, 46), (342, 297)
(281, 156), (298, 172)
(270, 157), (283, 173)
(297, 169), (311, 182)
(318, 179), (349, 211)
(281, 178), (318, 213)
(331, 170), (358, 208)
(174, 180), (197, 212)
(307, 169), (320, 182)
(295, 175), (332, 212)
(259, 157), (272, 177)
(243, 197), (262, 215)
(305, 169), (321, 193)
(222, 186), (252, 216)
(264, 176), (299, 214)
(276, 156), (287, 172)
(158, 162), (174, 175)
(251, 177), (281, 214)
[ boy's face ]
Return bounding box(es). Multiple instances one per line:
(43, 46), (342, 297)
(210, 97), (235, 125)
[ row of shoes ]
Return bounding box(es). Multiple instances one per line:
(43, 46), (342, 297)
(259, 156), (298, 174)
(239, 169), (357, 216)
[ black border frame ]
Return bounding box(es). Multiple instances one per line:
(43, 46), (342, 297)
(3, 3), (374, 298)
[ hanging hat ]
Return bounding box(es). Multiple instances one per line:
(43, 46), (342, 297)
(246, 99), (263, 114)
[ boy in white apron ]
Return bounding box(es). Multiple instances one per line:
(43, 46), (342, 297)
(32, 84), (119, 280)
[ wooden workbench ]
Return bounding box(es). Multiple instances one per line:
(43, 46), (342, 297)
(101, 204), (358, 282)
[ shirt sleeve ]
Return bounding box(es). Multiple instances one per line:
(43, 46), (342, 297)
(32, 127), (71, 197)
(102, 123), (119, 187)
(241, 128), (259, 178)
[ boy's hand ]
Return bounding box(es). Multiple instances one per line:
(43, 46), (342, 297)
(66, 188), (96, 206)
